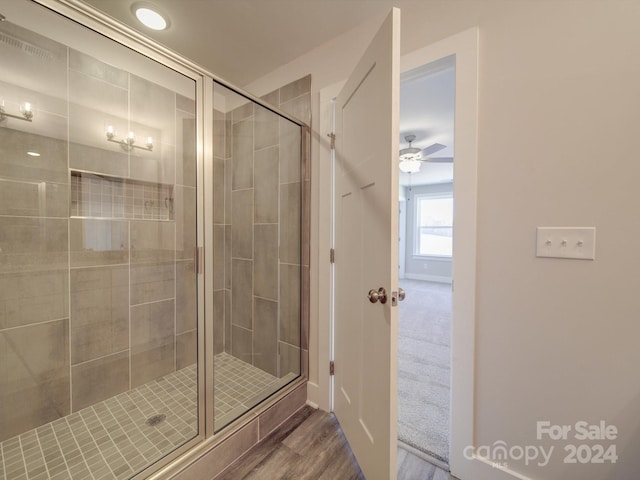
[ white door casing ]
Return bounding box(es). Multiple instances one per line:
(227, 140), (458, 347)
(333, 8), (400, 480)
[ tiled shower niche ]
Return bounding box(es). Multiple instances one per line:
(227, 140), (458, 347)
(70, 171), (175, 221)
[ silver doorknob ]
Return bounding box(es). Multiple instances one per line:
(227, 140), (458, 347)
(398, 288), (406, 301)
(368, 287), (387, 304)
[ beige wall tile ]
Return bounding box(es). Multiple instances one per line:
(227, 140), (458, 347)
(0, 129), (68, 184)
(176, 114), (196, 188)
(129, 142), (176, 185)
(254, 224), (278, 301)
(70, 218), (128, 267)
(0, 319), (70, 442)
(278, 119), (301, 184)
(131, 299), (175, 387)
(232, 119), (253, 190)
(175, 185), (196, 261)
(0, 269), (68, 330)
(176, 94), (195, 115)
(231, 189), (253, 260)
(69, 49), (128, 88)
(232, 102), (253, 124)
(176, 330), (197, 370)
(130, 261), (174, 306)
(279, 94), (311, 125)
(213, 156), (225, 225)
(253, 298), (278, 376)
(213, 290), (225, 355)
(279, 182), (301, 265)
(279, 341), (301, 378)
(70, 265), (129, 364)
(130, 75), (176, 147)
(224, 226), (232, 290)
(213, 108), (226, 159)
(71, 350), (129, 411)
(280, 264), (300, 347)
(254, 146), (279, 224)
(225, 289), (232, 354)
(0, 217), (68, 273)
(69, 140), (129, 179)
(231, 259), (252, 330)
(0, 179), (68, 218)
(213, 225), (225, 291)
(279, 75), (311, 105)
(225, 157), (232, 222)
(231, 325), (252, 365)
(176, 259), (197, 334)
(225, 114), (232, 159)
(254, 105), (279, 150)
(130, 220), (175, 264)
(260, 89), (280, 106)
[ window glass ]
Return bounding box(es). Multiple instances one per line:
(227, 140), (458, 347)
(416, 195), (453, 256)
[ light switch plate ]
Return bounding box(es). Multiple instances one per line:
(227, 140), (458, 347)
(536, 227), (596, 260)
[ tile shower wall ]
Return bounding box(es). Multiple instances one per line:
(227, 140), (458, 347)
(0, 20), (197, 443)
(212, 76), (310, 378)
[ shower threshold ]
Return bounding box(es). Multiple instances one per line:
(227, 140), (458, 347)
(0, 353), (296, 480)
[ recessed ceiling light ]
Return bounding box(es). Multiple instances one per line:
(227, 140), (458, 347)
(132, 3), (169, 31)
(26, 151), (40, 157)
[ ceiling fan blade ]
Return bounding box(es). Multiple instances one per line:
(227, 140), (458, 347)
(421, 143), (446, 156)
(422, 156), (453, 163)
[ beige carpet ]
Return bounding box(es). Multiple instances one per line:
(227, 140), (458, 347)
(398, 279), (451, 464)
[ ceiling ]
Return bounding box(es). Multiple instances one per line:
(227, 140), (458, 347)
(78, 0), (454, 187)
(79, 0), (397, 86)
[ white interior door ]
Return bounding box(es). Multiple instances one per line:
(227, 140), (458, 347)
(333, 8), (400, 480)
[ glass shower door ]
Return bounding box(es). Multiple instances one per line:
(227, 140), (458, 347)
(211, 81), (303, 431)
(0, 2), (200, 478)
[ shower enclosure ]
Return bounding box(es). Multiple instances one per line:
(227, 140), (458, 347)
(0, 1), (307, 479)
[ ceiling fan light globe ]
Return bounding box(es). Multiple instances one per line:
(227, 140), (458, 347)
(399, 159), (421, 173)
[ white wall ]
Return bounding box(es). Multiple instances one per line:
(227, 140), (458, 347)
(246, 2), (640, 479)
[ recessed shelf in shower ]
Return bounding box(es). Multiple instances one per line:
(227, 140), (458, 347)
(70, 170), (174, 221)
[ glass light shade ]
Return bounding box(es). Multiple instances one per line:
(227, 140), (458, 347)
(399, 158), (421, 173)
(135, 7), (168, 30)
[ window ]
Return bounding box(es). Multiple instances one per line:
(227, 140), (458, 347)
(415, 194), (453, 256)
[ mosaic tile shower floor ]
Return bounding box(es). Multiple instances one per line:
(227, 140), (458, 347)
(0, 353), (295, 480)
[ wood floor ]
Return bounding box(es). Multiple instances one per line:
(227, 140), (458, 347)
(215, 405), (456, 480)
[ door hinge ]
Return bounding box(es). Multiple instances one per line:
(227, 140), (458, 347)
(330, 248), (335, 264)
(330, 361), (335, 376)
(327, 132), (336, 150)
(195, 246), (204, 274)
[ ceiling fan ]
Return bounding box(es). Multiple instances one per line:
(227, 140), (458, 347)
(398, 134), (450, 173)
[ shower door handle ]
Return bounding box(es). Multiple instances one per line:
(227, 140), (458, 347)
(368, 287), (387, 304)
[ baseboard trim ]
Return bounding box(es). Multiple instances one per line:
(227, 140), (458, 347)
(403, 273), (452, 284)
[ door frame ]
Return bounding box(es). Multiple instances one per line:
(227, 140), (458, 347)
(314, 26), (480, 478)
(400, 27), (478, 478)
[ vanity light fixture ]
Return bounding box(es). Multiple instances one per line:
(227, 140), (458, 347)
(0, 101), (33, 123)
(106, 125), (153, 151)
(132, 3), (169, 31)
